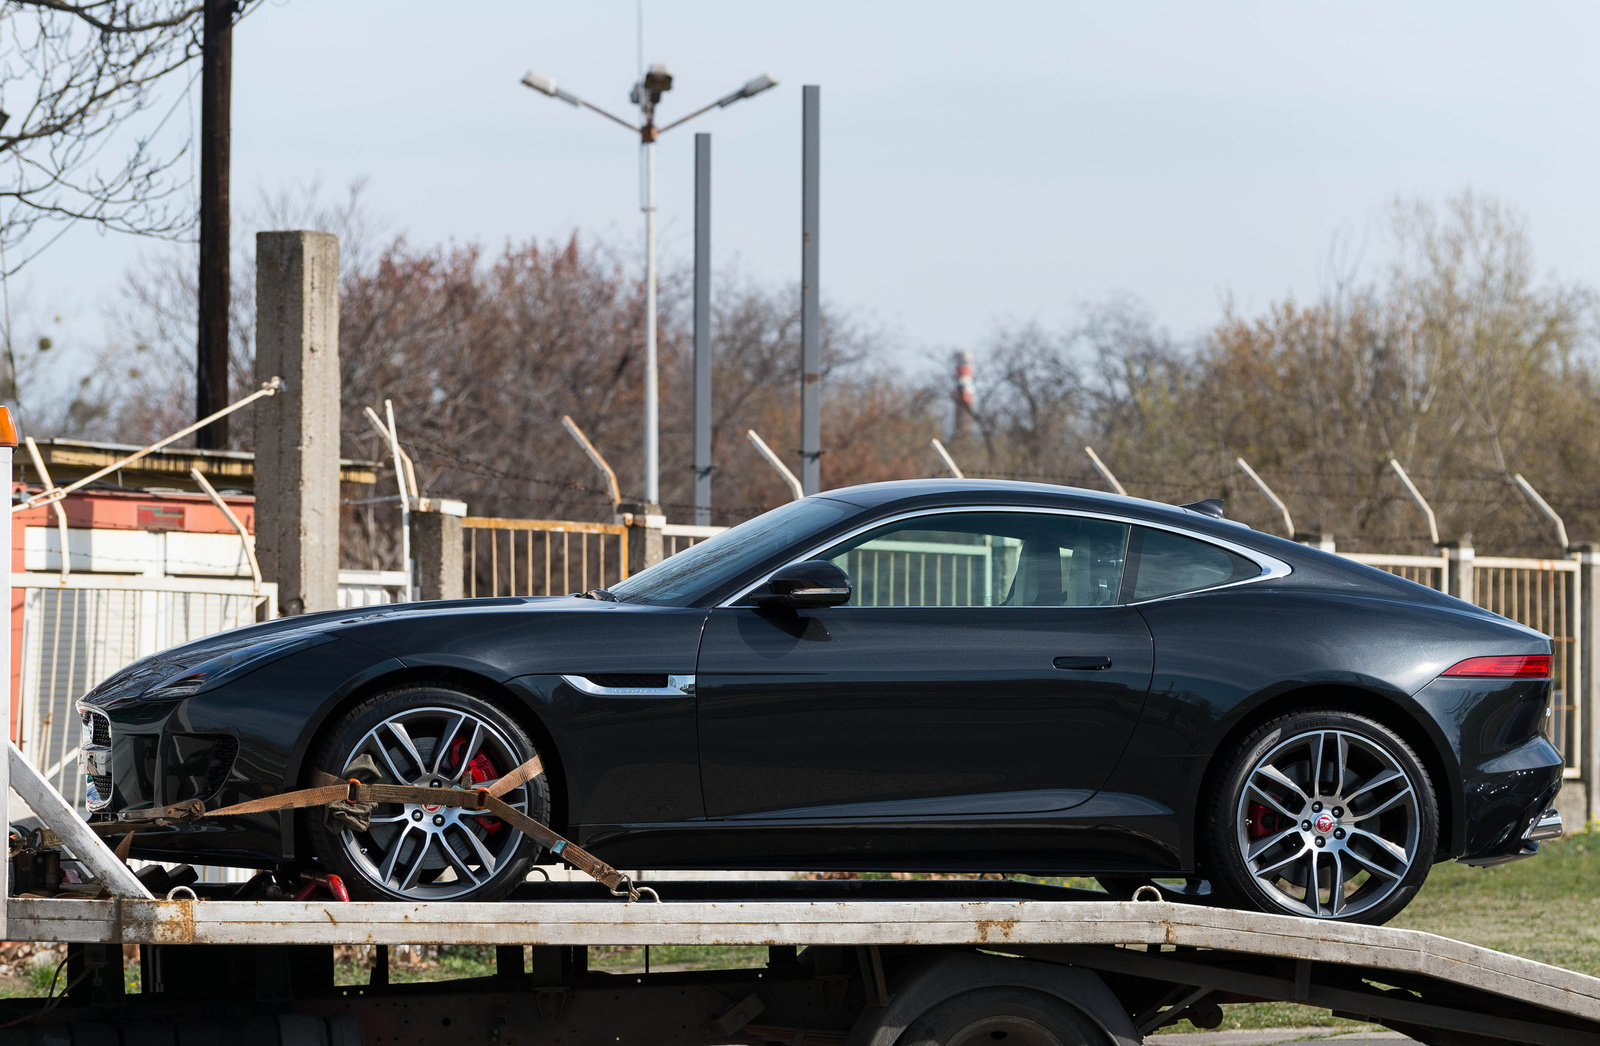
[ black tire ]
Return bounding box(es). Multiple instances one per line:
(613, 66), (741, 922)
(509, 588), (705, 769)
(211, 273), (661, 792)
(1202, 709), (1437, 925)
(307, 685), (548, 902)
(897, 988), (1110, 1046)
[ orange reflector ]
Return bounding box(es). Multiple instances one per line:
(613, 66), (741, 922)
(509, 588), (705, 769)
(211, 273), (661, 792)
(1441, 654), (1552, 678)
(0, 406), (16, 447)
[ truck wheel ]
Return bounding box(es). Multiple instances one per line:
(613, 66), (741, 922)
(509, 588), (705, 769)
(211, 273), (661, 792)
(897, 988), (1110, 1046)
(1203, 709), (1437, 924)
(307, 685), (548, 902)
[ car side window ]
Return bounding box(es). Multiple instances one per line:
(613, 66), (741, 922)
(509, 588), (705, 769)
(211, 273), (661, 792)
(1122, 526), (1260, 601)
(820, 512), (1129, 607)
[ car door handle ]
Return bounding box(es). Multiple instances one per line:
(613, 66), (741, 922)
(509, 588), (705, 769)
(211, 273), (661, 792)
(1053, 656), (1113, 671)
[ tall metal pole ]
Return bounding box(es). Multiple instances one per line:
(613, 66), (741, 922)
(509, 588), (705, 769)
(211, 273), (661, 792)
(693, 133), (713, 525)
(196, 0), (233, 449)
(799, 85), (821, 495)
(641, 138), (660, 507)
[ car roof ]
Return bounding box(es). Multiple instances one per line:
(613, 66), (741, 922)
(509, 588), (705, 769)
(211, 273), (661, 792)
(818, 478), (1230, 529)
(812, 478), (1494, 615)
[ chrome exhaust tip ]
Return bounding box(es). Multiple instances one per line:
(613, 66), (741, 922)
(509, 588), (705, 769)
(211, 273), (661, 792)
(1525, 807), (1563, 843)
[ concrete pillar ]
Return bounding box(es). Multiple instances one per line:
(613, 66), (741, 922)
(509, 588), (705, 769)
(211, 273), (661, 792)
(616, 502), (664, 577)
(254, 231), (341, 616)
(1443, 541), (1474, 603)
(415, 511), (463, 601)
(1576, 546), (1598, 831)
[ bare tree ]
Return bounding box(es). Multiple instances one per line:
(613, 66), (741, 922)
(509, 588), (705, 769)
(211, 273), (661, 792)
(0, 1), (259, 273)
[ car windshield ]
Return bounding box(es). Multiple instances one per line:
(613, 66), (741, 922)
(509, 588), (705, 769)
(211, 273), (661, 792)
(609, 497), (859, 606)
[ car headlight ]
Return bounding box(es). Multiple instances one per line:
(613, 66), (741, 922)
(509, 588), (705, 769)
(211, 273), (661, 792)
(142, 634), (334, 701)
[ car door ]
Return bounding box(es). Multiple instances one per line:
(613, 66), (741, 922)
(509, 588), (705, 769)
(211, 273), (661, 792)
(694, 509), (1154, 822)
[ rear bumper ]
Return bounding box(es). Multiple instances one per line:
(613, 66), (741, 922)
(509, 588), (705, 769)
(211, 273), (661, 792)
(1455, 734), (1565, 866)
(1459, 806), (1562, 867)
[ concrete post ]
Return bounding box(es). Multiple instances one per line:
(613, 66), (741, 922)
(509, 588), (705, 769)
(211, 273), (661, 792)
(254, 231), (341, 616)
(1577, 546), (1599, 830)
(1443, 541), (1474, 603)
(617, 502), (664, 578)
(415, 511), (464, 601)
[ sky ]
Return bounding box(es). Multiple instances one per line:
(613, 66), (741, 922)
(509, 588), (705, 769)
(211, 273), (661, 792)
(11, 0), (1600, 386)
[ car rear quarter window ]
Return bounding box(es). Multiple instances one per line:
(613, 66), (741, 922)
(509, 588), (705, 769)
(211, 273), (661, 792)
(1122, 526), (1260, 602)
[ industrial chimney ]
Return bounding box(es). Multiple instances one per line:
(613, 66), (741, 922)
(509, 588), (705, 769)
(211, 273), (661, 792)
(953, 351), (976, 437)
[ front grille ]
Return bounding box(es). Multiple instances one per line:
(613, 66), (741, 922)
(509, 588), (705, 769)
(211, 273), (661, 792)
(82, 709), (110, 747)
(201, 736), (239, 800)
(86, 773), (113, 810)
(79, 709), (113, 811)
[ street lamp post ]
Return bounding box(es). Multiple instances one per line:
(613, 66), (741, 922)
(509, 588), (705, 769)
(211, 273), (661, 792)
(521, 66), (777, 509)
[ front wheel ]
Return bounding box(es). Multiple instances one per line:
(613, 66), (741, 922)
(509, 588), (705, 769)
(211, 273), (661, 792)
(1202, 710), (1437, 924)
(306, 685), (548, 902)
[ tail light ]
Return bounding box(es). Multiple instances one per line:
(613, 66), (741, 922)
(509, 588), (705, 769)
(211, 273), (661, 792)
(1441, 655), (1552, 679)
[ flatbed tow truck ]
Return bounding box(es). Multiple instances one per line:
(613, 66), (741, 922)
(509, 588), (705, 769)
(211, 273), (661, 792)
(3, 873), (1598, 1046)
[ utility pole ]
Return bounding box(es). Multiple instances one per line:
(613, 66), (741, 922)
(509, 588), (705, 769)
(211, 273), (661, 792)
(693, 133), (713, 526)
(799, 85), (821, 495)
(195, 0), (233, 449)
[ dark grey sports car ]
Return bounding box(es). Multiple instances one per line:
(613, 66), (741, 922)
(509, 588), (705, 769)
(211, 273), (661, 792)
(79, 480), (1563, 923)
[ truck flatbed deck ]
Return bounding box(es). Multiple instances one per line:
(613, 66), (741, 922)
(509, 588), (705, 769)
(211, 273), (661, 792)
(9, 884), (1600, 1046)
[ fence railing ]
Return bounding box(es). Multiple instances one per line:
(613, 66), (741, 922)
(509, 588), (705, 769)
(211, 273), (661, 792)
(661, 522), (725, 558)
(1474, 557), (1582, 777)
(1342, 552), (1449, 592)
(13, 572), (277, 811)
(338, 568), (410, 607)
(464, 516), (628, 597)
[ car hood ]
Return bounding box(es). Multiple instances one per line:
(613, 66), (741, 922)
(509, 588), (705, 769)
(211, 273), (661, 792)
(78, 597), (545, 705)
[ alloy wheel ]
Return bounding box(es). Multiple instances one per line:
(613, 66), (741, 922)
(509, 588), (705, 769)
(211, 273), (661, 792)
(1235, 728), (1421, 918)
(336, 706), (533, 900)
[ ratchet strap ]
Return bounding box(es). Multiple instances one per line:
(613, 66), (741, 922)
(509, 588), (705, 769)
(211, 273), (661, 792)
(105, 755), (654, 901)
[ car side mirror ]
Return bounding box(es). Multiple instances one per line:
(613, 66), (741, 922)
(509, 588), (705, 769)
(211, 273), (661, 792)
(756, 560), (852, 609)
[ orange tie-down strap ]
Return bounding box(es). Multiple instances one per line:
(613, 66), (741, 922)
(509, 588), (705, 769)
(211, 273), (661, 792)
(104, 757), (652, 901)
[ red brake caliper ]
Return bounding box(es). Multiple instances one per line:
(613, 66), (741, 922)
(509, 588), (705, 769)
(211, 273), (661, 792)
(451, 738), (504, 834)
(1247, 801), (1284, 841)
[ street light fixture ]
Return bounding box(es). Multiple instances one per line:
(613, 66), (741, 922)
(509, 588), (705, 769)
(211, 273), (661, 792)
(520, 63), (778, 510)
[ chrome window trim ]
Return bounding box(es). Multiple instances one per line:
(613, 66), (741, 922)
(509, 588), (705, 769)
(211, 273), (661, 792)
(560, 674), (696, 697)
(719, 505), (1292, 609)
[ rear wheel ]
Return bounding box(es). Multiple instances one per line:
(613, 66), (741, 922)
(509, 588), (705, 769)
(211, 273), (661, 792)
(307, 685), (547, 902)
(1203, 709), (1437, 924)
(896, 988), (1110, 1046)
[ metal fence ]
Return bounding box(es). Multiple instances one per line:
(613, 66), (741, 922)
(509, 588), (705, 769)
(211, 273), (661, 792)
(338, 569), (411, 607)
(1342, 552), (1449, 592)
(1474, 557), (1582, 777)
(464, 517), (628, 597)
(14, 573), (277, 811)
(661, 522), (725, 558)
